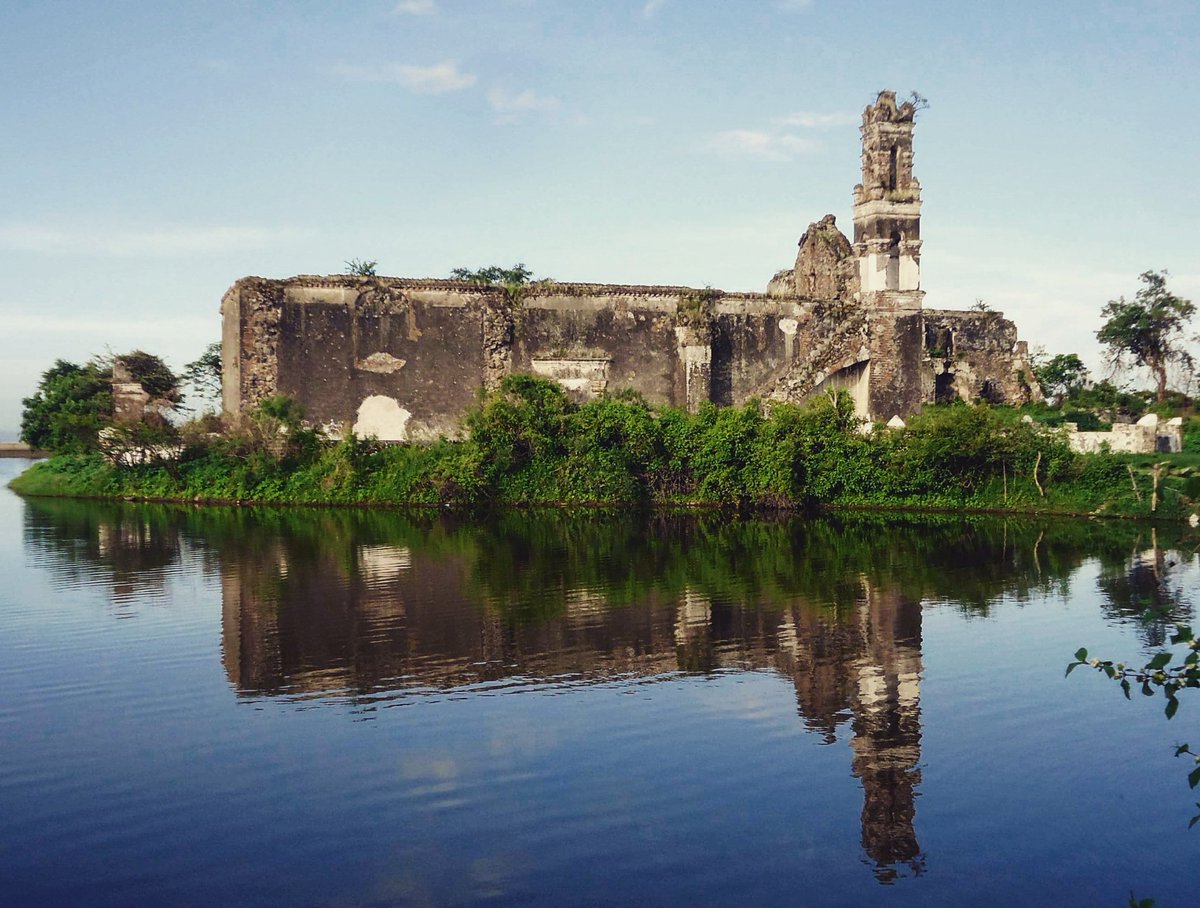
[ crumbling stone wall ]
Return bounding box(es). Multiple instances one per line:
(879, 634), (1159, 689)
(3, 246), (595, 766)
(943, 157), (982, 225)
(767, 214), (859, 300)
(921, 310), (1041, 407)
(1068, 414), (1181, 454)
(221, 274), (1039, 435)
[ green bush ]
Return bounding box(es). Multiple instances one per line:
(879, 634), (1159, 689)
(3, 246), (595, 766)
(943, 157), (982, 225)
(19, 377), (1173, 518)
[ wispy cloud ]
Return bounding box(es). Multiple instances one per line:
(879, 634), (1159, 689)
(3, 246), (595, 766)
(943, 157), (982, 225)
(332, 60), (476, 94)
(0, 224), (302, 257)
(2, 313), (215, 337)
(705, 106), (852, 161)
(394, 0), (437, 14)
(705, 129), (817, 162)
(775, 0), (813, 10)
(643, 0), (668, 18)
(487, 87), (561, 124)
(772, 111), (857, 129)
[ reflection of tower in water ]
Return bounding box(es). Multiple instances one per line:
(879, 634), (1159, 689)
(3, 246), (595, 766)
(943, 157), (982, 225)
(219, 540), (925, 879)
(775, 579), (925, 881)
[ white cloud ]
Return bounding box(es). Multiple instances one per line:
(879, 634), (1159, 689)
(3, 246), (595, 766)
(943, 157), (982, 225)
(643, 0), (668, 17)
(775, 0), (813, 9)
(394, 0), (436, 13)
(772, 111), (857, 129)
(487, 87), (561, 124)
(333, 60), (476, 94)
(0, 224), (302, 257)
(705, 129), (817, 162)
(1, 313), (215, 338)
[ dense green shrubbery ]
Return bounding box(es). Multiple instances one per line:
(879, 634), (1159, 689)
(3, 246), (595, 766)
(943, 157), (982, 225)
(11, 375), (1192, 517)
(21, 351), (184, 454)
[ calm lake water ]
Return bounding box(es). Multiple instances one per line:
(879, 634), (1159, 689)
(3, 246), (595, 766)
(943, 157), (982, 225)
(2, 457), (1198, 907)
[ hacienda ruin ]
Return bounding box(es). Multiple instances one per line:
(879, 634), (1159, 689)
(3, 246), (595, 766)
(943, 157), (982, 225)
(220, 91), (1042, 441)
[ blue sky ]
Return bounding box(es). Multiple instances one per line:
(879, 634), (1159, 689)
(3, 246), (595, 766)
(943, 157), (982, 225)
(2, 0), (1197, 438)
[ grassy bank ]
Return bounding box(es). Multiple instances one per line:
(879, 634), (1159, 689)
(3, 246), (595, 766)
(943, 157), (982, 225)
(9, 377), (1196, 519)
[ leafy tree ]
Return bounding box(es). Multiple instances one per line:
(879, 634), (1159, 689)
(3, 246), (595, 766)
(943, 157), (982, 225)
(1097, 271), (1195, 403)
(344, 258), (378, 276)
(183, 342), (222, 407)
(1033, 352), (1089, 406)
(20, 359), (113, 453)
(115, 350), (182, 405)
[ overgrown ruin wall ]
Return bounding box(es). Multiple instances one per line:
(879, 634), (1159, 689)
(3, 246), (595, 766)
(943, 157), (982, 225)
(221, 90), (1041, 439)
(221, 272), (1037, 441)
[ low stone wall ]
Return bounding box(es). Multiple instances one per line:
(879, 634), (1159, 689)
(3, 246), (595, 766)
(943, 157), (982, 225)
(0, 443), (48, 459)
(1067, 414), (1183, 454)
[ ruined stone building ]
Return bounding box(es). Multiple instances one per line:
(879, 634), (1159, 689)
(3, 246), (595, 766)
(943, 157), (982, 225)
(221, 91), (1039, 440)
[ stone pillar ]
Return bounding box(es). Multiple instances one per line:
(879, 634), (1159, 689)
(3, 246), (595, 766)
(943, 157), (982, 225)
(221, 278), (283, 424)
(675, 326), (712, 413)
(111, 361), (150, 424)
(481, 294), (514, 392)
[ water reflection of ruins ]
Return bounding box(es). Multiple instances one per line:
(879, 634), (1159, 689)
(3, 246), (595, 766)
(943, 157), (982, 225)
(221, 539), (926, 881)
(31, 502), (1182, 883)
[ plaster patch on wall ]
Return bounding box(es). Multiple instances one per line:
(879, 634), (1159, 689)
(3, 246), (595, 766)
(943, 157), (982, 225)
(356, 352), (407, 374)
(779, 317), (799, 362)
(354, 395), (412, 442)
(531, 358), (611, 398)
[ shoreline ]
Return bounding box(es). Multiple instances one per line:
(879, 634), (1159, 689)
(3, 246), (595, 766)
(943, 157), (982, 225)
(8, 477), (1182, 524)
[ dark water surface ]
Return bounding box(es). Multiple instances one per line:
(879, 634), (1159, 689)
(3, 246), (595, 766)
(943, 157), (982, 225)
(2, 458), (1198, 907)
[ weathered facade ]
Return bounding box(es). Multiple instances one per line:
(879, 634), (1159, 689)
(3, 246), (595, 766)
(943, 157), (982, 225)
(222, 90), (1040, 440)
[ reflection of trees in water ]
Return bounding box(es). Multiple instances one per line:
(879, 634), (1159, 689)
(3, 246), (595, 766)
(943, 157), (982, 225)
(21, 499), (185, 605)
(1095, 531), (1195, 648)
(20, 498), (1194, 882)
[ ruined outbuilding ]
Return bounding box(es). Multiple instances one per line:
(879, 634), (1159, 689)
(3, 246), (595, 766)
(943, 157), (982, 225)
(222, 91), (1040, 441)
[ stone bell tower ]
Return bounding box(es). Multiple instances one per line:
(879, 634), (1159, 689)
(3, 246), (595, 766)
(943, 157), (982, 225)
(853, 91), (923, 305)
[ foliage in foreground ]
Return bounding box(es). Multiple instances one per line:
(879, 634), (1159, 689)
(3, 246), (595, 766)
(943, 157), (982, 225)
(11, 375), (1196, 519)
(1070, 624), (1200, 830)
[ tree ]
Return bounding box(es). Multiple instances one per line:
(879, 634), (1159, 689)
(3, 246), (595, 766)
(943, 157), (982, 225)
(1096, 271), (1195, 403)
(183, 342), (222, 409)
(20, 359), (113, 453)
(115, 351), (182, 405)
(1033, 352), (1089, 406)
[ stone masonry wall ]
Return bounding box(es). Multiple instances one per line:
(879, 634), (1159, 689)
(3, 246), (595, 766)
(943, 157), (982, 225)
(921, 309), (1041, 407)
(222, 274), (1038, 438)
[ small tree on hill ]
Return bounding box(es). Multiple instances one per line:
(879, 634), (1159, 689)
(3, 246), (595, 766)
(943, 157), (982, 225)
(1033, 352), (1089, 407)
(1097, 271), (1195, 403)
